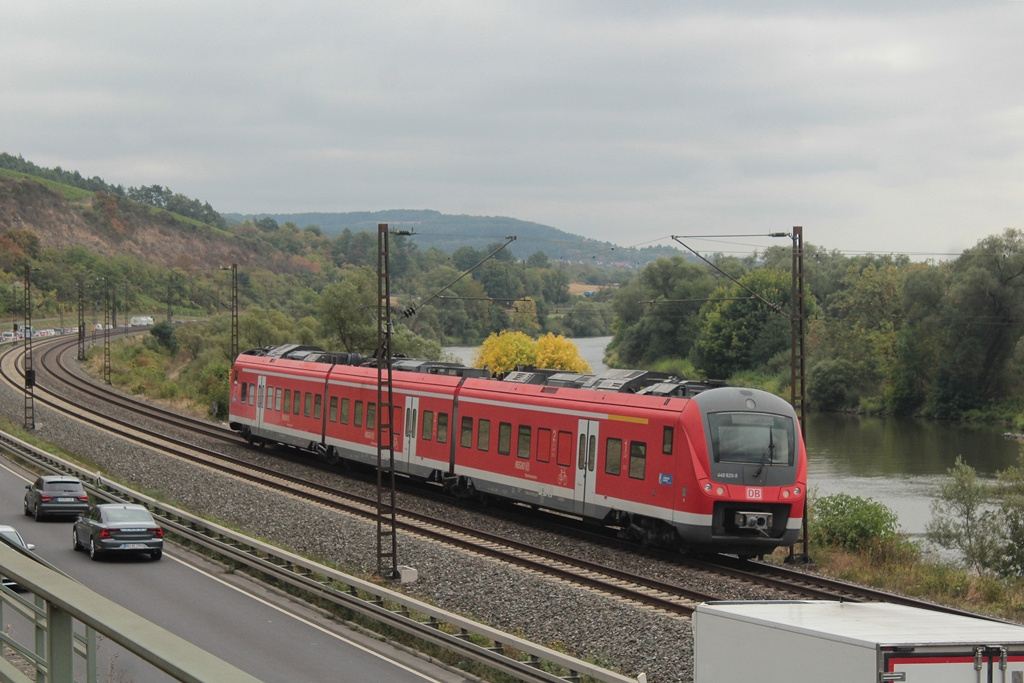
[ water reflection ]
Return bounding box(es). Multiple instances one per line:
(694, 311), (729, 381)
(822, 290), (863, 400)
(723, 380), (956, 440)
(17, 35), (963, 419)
(806, 413), (1023, 477)
(806, 413), (1023, 534)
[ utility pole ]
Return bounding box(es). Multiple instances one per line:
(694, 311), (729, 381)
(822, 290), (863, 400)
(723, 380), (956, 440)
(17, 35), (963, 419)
(23, 265), (38, 429)
(788, 225), (810, 564)
(376, 224), (399, 579)
(103, 279), (111, 384)
(77, 279), (86, 361)
(221, 264), (239, 361)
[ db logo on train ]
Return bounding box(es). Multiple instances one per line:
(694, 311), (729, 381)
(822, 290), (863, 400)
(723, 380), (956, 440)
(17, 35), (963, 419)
(746, 488), (763, 500)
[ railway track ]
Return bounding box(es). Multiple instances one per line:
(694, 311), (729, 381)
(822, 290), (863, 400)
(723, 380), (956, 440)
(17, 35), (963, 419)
(0, 334), (1003, 621)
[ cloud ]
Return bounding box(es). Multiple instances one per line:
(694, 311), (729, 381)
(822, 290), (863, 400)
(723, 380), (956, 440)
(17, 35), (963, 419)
(2, 2), (1021, 257)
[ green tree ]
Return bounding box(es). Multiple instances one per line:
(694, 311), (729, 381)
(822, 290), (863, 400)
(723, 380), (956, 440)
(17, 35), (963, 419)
(317, 266), (379, 352)
(540, 267), (571, 304)
(607, 256), (715, 367)
(807, 358), (860, 410)
(883, 264), (947, 414)
(508, 297), (541, 335)
(149, 321), (177, 352)
(993, 452), (1024, 577)
(926, 456), (1003, 575)
(693, 269), (791, 379)
(932, 230), (1024, 415)
(564, 299), (613, 337)
(526, 251), (550, 269)
(476, 260), (525, 303)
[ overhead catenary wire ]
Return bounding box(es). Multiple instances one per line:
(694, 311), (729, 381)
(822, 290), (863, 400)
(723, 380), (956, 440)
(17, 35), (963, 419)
(671, 234), (790, 318)
(401, 236), (516, 319)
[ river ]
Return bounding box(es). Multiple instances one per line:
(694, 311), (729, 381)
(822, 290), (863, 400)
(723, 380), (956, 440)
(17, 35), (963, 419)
(444, 336), (1024, 538)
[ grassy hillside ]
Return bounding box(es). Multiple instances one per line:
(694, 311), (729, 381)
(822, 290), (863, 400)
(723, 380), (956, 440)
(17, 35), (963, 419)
(0, 167), (94, 202)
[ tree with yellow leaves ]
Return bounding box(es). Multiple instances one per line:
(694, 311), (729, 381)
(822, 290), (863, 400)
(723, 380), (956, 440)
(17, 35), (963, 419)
(473, 331), (591, 376)
(535, 333), (592, 374)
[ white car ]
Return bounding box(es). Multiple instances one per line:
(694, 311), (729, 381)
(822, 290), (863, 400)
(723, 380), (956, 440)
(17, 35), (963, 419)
(0, 524), (36, 590)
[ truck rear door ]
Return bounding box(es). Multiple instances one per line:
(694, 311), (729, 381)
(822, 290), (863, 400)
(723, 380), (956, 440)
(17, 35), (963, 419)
(883, 646), (1024, 682)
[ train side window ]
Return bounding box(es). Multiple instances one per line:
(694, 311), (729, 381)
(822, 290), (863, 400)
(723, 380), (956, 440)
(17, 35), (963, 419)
(292, 391), (301, 414)
(663, 426), (674, 455)
(340, 398), (350, 424)
(265, 386), (273, 409)
(283, 389), (291, 414)
(303, 392), (311, 418)
(367, 403), (376, 429)
(275, 388), (282, 412)
(497, 422), (512, 455)
(421, 410), (434, 440)
(329, 396), (338, 422)
(460, 416), (473, 448)
(477, 419), (491, 451)
(437, 413), (448, 443)
(536, 428), (552, 463)
(314, 394), (323, 420)
(628, 442), (647, 480)
(517, 425), (532, 459)
(605, 438), (622, 475)
(354, 401), (363, 427)
(241, 382), (248, 404)
(557, 430), (573, 467)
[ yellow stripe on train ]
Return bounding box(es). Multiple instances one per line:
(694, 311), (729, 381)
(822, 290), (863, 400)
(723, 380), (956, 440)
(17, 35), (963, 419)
(608, 414), (649, 424)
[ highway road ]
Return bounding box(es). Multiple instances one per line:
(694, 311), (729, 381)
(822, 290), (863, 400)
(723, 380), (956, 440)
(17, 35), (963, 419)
(0, 455), (472, 683)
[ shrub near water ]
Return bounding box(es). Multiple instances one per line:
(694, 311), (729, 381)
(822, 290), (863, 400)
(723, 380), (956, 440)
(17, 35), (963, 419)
(812, 493), (900, 550)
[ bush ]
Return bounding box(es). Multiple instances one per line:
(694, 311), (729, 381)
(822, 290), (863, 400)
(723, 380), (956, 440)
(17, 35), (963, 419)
(808, 358), (859, 410)
(812, 493), (900, 550)
(148, 321), (178, 353)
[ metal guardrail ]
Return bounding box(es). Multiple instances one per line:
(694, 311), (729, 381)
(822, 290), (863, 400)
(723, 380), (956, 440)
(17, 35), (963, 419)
(0, 429), (644, 683)
(0, 544), (262, 683)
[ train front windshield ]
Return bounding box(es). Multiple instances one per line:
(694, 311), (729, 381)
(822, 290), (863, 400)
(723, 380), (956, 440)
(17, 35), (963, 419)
(707, 413), (795, 466)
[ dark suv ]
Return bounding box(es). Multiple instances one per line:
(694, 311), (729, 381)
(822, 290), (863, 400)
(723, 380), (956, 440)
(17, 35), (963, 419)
(24, 476), (90, 520)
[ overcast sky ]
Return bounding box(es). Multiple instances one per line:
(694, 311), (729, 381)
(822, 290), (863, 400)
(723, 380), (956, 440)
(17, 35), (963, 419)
(3, 2), (1022, 259)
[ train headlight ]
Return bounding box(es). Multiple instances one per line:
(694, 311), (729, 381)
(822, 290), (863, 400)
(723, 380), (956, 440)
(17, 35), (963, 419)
(794, 487), (802, 496)
(716, 486), (725, 495)
(782, 489), (790, 498)
(704, 483), (712, 492)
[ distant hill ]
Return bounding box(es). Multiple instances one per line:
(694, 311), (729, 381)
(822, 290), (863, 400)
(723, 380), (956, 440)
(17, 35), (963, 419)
(225, 210), (683, 266)
(1, 149), (685, 270)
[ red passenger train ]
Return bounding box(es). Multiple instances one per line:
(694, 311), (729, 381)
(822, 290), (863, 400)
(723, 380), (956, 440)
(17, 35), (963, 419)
(228, 344), (806, 557)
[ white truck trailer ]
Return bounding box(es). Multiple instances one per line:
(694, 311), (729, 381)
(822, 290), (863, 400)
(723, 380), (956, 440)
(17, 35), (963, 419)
(693, 600), (1024, 682)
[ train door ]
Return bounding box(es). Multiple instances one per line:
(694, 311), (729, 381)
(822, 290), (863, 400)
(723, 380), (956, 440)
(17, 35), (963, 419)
(255, 375), (267, 433)
(573, 419), (599, 516)
(400, 396), (419, 472)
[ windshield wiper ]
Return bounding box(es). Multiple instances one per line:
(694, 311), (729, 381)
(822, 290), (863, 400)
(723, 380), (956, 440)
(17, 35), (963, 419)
(754, 429), (775, 478)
